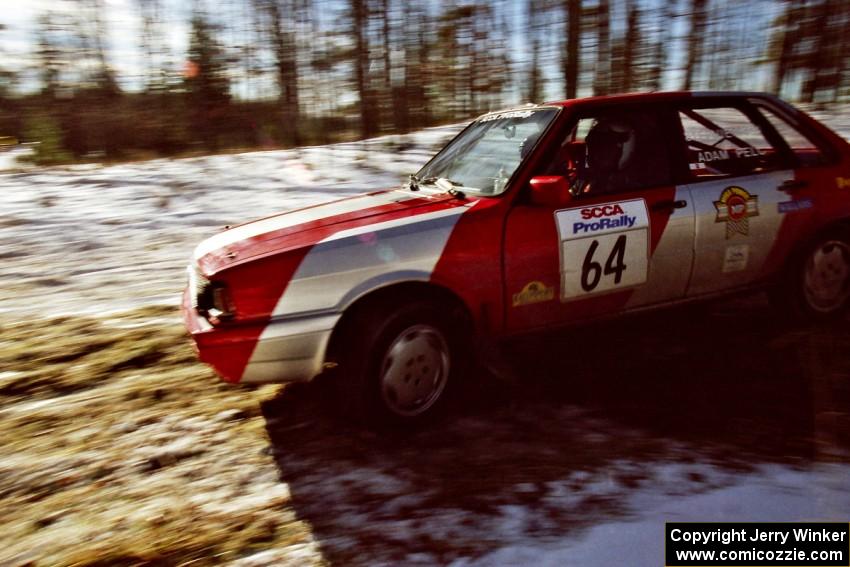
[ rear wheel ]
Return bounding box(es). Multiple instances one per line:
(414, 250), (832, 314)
(338, 299), (468, 427)
(771, 226), (850, 322)
(802, 237), (850, 315)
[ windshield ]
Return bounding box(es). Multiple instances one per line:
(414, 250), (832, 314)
(416, 107), (560, 196)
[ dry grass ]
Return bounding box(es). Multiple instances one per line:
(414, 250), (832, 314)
(0, 306), (323, 567)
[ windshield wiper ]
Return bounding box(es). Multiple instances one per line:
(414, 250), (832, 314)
(406, 174), (421, 191)
(414, 176), (466, 199)
(432, 177), (466, 199)
(447, 187), (466, 199)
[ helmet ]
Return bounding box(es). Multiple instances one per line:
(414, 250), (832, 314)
(519, 130), (542, 159)
(585, 117), (636, 171)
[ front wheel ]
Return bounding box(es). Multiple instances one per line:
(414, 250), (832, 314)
(377, 322), (451, 417)
(338, 300), (468, 427)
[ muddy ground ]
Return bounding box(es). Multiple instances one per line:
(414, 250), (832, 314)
(1, 297), (848, 566)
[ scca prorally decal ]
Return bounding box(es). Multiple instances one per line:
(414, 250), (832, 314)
(573, 215), (636, 233)
(512, 281), (555, 307)
(556, 199), (650, 301)
(556, 199), (649, 240)
(714, 186), (758, 239)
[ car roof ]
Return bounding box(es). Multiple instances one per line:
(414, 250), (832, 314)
(542, 90), (781, 108)
(476, 92), (784, 121)
(474, 91), (789, 123)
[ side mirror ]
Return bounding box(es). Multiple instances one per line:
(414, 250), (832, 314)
(529, 175), (573, 207)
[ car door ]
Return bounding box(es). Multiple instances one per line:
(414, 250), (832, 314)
(677, 101), (815, 297)
(503, 105), (696, 334)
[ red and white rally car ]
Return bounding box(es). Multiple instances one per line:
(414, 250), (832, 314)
(184, 91), (850, 424)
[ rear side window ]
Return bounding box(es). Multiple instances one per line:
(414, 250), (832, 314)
(679, 106), (780, 179)
(755, 106), (829, 167)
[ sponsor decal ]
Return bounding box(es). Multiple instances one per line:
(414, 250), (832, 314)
(555, 199), (650, 300)
(697, 147), (763, 163)
(836, 177), (850, 189)
(722, 244), (749, 273)
(512, 281), (555, 306)
(777, 198), (813, 214)
(572, 203), (637, 234)
(714, 186), (758, 239)
(698, 149), (730, 162)
(733, 146), (764, 158)
(479, 110), (535, 122)
(556, 199), (649, 240)
(572, 215), (636, 234)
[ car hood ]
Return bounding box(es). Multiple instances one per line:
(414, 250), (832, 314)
(195, 187), (476, 275)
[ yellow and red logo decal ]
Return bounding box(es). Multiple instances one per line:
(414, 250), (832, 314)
(714, 186), (758, 239)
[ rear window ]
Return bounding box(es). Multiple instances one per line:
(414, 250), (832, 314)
(679, 106), (780, 179)
(755, 105), (830, 167)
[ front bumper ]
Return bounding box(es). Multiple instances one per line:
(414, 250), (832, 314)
(182, 288), (339, 384)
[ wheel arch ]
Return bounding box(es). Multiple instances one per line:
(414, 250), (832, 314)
(325, 280), (474, 366)
(768, 216), (850, 320)
(780, 216), (850, 280)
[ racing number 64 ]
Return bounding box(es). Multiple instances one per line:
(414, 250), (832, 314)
(581, 234), (628, 292)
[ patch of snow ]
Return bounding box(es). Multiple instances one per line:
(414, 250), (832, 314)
(0, 146), (34, 170)
(451, 463), (850, 567)
(0, 126), (463, 319)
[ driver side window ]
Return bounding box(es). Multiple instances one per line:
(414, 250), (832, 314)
(679, 106), (781, 179)
(545, 108), (674, 196)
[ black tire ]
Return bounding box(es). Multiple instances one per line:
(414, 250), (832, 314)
(337, 299), (468, 428)
(770, 225), (850, 323)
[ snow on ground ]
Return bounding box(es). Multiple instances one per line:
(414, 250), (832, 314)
(0, 125), (461, 318)
(452, 464), (850, 567)
(0, 146), (34, 170)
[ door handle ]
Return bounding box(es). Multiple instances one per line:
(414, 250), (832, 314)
(779, 179), (808, 192)
(652, 199), (688, 212)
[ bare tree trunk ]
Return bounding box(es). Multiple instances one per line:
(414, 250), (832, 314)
(801, 0), (826, 102)
(683, 0), (706, 91)
(622, 0), (638, 92)
(381, 0), (393, 130)
(88, 0), (118, 94)
(646, 1), (669, 91)
(352, 0), (377, 137)
(407, 4), (430, 124)
(35, 12), (63, 97)
(266, 0), (300, 145)
(808, 0), (840, 102)
(841, 0), (850, 100)
(593, 0), (610, 96)
(563, 0), (581, 99)
(771, 0), (796, 96)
